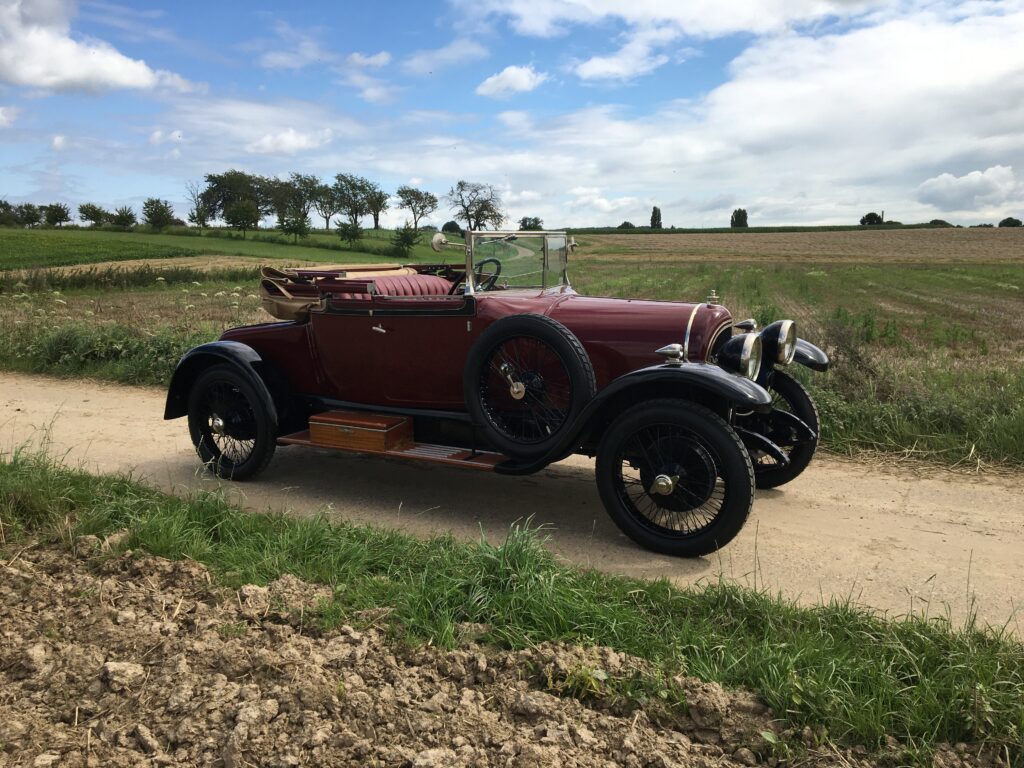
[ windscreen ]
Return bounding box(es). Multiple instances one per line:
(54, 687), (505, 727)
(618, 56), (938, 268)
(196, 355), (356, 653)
(471, 233), (568, 290)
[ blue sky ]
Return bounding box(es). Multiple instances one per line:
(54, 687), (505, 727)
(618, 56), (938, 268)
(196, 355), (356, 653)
(1, 0), (1023, 228)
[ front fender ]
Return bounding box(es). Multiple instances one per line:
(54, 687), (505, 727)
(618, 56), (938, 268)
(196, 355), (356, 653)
(495, 363), (771, 475)
(163, 341), (277, 422)
(793, 338), (830, 372)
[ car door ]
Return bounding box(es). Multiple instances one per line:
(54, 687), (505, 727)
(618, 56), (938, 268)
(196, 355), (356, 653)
(308, 295), (389, 404)
(370, 294), (479, 409)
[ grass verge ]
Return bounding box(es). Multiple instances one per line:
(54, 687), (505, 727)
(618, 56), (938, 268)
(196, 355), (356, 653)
(1, 450), (1021, 763)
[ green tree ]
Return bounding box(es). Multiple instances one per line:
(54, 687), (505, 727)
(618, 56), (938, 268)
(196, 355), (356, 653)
(0, 200), (16, 227)
(142, 198), (175, 229)
(364, 182), (389, 230)
(277, 209), (311, 243)
(441, 220), (463, 236)
(111, 206), (137, 230)
(650, 206), (662, 229)
(446, 180), (504, 231)
(617, 220), (635, 229)
(336, 220), (363, 247)
(16, 204), (42, 227)
(224, 200), (260, 237)
(184, 181), (211, 229)
(390, 221), (422, 258)
(333, 173), (371, 226)
(396, 185), (439, 230)
(78, 203), (109, 227)
(312, 184), (340, 231)
(200, 170), (270, 222)
(44, 203), (72, 227)
(518, 216), (543, 231)
(998, 216), (1021, 228)
(730, 208), (748, 228)
(860, 212), (883, 226)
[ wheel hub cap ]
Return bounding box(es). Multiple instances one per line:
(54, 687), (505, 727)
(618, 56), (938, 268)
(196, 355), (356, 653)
(211, 416), (226, 436)
(651, 474), (678, 496)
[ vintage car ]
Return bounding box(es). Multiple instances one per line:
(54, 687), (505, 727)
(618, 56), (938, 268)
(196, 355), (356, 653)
(164, 230), (829, 557)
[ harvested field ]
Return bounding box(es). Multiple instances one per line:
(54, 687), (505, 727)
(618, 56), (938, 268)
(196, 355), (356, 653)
(580, 228), (1024, 263)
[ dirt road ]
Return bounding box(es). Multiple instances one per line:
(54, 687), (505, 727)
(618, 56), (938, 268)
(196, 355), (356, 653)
(2, 372), (1022, 631)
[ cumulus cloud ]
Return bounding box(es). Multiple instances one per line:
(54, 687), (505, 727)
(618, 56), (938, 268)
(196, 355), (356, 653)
(258, 21), (334, 70)
(149, 128), (183, 145)
(347, 50), (390, 68)
(475, 65), (547, 98)
(246, 128), (334, 155)
(575, 25), (681, 80)
(0, 105), (18, 126)
(0, 0), (195, 92)
(51, 134), (66, 150)
(402, 38), (487, 75)
(917, 166), (1020, 211)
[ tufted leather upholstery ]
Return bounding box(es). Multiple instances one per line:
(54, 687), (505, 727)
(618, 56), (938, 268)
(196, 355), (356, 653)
(372, 274), (452, 296)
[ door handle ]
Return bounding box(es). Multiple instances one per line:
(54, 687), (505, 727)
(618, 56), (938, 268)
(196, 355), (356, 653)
(372, 324), (387, 334)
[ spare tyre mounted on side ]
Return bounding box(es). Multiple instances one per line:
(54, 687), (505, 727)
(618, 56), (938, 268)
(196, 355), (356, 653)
(464, 314), (597, 459)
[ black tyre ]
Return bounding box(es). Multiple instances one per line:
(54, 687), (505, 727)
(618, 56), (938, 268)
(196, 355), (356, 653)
(596, 400), (754, 557)
(748, 370), (819, 489)
(465, 314), (596, 459)
(187, 365), (276, 480)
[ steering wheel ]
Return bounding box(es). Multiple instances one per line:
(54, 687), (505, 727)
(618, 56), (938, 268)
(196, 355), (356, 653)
(474, 257), (502, 291)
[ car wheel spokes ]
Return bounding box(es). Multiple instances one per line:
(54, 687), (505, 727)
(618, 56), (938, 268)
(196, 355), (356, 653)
(479, 336), (574, 444)
(615, 424), (725, 537)
(203, 381), (257, 466)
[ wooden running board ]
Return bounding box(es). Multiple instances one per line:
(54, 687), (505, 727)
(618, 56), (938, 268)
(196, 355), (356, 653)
(277, 409), (506, 471)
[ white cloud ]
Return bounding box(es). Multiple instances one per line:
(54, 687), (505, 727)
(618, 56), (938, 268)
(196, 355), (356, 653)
(51, 134), (66, 150)
(149, 128), (183, 145)
(917, 166), (1021, 211)
(0, 105), (18, 127)
(347, 50), (390, 68)
(338, 69), (400, 105)
(475, 64), (547, 98)
(402, 38), (488, 75)
(574, 25), (681, 80)
(258, 21), (334, 70)
(246, 128), (334, 155)
(0, 0), (195, 92)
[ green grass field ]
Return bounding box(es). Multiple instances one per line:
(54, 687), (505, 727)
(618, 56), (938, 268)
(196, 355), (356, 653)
(0, 226), (451, 271)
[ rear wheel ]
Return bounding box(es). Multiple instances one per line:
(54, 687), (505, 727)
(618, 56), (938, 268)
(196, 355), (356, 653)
(596, 400), (754, 557)
(465, 314), (596, 459)
(187, 365), (276, 480)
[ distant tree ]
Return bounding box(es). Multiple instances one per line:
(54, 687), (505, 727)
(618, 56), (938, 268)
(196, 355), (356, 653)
(650, 206), (662, 229)
(78, 203), (109, 227)
(142, 198), (175, 230)
(277, 210), (311, 243)
(998, 216), (1022, 228)
(333, 173), (371, 226)
(970, 223), (995, 228)
(390, 221), (422, 258)
(336, 220), (363, 247)
(200, 170), (271, 223)
(16, 203), (42, 228)
(288, 173), (322, 220)
(44, 203), (72, 227)
(0, 200), (16, 227)
(111, 206), (137, 230)
(518, 216), (543, 231)
(396, 186), (439, 231)
(617, 220), (635, 229)
(364, 182), (389, 230)
(184, 181), (211, 229)
(311, 183), (339, 230)
(730, 208), (748, 228)
(929, 219), (953, 228)
(446, 180), (504, 231)
(223, 200), (260, 237)
(441, 220), (463, 236)
(860, 212), (883, 226)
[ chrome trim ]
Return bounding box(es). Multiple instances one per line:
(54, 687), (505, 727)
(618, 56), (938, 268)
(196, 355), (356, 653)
(777, 320), (796, 365)
(681, 304), (701, 359)
(706, 289), (720, 305)
(740, 334), (762, 380)
(651, 474), (679, 496)
(655, 343), (685, 366)
(705, 319), (733, 362)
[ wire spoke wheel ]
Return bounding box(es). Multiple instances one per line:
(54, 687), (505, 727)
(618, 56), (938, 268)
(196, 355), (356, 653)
(187, 365), (276, 480)
(479, 336), (574, 444)
(596, 400), (753, 557)
(740, 370), (820, 489)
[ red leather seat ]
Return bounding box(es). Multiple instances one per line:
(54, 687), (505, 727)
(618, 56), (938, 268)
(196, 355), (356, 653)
(372, 274), (452, 296)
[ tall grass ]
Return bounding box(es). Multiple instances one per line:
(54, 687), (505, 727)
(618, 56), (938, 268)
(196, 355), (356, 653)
(1, 451), (1021, 762)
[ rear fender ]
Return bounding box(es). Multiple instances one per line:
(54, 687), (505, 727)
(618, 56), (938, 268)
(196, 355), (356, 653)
(495, 363), (771, 475)
(163, 341), (278, 424)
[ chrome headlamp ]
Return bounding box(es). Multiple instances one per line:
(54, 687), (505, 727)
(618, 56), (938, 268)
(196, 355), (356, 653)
(718, 332), (762, 380)
(760, 320), (797, 365)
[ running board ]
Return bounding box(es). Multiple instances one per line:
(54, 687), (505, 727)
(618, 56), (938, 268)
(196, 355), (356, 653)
(277, 409), (506, 471)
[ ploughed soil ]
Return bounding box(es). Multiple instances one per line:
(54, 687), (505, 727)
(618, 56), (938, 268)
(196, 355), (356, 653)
(0, 542), (1001, 768)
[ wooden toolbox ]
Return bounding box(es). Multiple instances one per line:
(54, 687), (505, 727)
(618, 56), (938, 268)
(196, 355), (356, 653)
(308, 410), (413, 452)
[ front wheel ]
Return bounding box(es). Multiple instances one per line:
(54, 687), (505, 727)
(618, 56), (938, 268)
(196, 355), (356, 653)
(187, 365), (276, 480)
(748, 370), (819, 489)
(595, 400), (754, 557)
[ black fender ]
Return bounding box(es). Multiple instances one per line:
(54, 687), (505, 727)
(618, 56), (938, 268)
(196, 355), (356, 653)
(793, 338), (829, 371)
(163, 341), (278, 424)
(495, 362), (771, 475)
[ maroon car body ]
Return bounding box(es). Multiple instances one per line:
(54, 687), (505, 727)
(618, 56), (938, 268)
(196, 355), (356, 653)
(165, 231), (829, 556)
